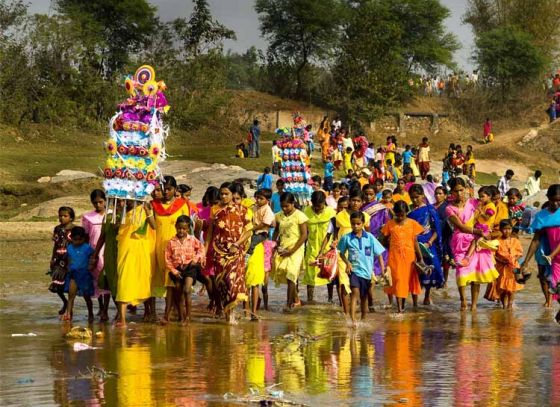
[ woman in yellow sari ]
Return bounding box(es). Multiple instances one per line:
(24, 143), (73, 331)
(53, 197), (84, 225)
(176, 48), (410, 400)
(317, 116), (331, 161)
(115, 200), (155, 326)
(152, 176), (190, 324)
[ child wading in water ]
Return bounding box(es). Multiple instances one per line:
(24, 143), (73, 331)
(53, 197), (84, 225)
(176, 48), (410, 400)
(338, 212), (385, 326)
(493, 219), (524, 309)
(272, 192), (309, 311)
(165, 215), (205, 324)
(48, 206), (75, 316)
(382, 201), (425, 313)
(63, 226), (95, 322)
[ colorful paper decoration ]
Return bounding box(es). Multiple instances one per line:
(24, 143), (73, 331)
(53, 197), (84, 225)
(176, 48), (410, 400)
(275, 112), (313, 204)
(102, 65), (170, 203)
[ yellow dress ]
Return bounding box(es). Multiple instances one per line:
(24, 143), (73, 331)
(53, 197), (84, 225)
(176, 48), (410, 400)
(245, 206), (266, 287)
(154, 201), (189, 294)
(272, 209), (309, 284)
(336, 210), (370, 293)
(116, 207), (152, 305)
(410, 158), (421, 177)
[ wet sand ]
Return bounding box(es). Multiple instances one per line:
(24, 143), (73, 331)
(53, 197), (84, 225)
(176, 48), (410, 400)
(1, 230), (559, 406)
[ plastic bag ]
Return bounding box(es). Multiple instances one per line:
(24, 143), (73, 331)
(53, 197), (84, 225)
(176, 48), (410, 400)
(316, 248), (338, 281)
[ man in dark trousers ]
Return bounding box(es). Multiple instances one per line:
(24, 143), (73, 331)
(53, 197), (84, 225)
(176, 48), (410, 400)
(250, 119), (261, 158)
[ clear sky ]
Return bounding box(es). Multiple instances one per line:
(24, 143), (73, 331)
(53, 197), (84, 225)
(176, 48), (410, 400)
(28, 0), (475, 70)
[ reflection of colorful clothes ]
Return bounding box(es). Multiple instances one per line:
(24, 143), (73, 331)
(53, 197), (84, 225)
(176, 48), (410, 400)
(362, 201), (391, 276)
(531, 208), (560, 297)
(446, 199), (498, 287)
(211, 203), (252, 311)
(408, 205), (444, 288)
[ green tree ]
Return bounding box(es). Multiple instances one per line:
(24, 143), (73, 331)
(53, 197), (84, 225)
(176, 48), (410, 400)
(255, 0), (345, 98)
(171, 0), (236, 58)
(55, 0), (158, 77)
(331, 0), (457, 124)
(474, 26), (546, 95)
(224, 47), (264, 90)
(464, 0), (560, 64)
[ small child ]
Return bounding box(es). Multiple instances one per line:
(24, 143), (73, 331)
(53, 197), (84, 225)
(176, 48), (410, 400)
(337, 196), (349, 212)
(494, 220), (524, 309)
(257, 167), (273, 190)
(165, 215), (205, 324)
(374, 179), (384, 201)
(270, 179), (285, 213)
(338, 211), (385, 325)
(247, 189), (275, 255)
(236, 143), (246, 158)
(48, 206), (75, 316)
(385, 159), (397, 182)
(402, 145), (413, 172)
(64, 226), (95, 322)
(323, 156), (335, 192)
(381, 189), (394, 210)
(343, 146), (353, 173)
(272, 140), (282, 175)
(506, 188), (525, 232)
(177, 184), (192, 200)
(461, 186), (496, 266)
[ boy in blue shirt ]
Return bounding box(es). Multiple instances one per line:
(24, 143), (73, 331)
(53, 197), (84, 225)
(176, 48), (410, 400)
(270, 179), (285, 213)
(338, 211), (385, 325)
(323, 156), (335, 192)
(402, 144), (414, 172)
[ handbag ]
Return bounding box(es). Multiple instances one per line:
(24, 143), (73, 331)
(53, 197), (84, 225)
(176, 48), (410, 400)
(315, 248), (338, 281)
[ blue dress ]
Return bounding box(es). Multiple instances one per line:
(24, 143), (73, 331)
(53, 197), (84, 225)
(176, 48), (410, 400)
(408, 205), (444, 288)
(66, 243), (95, 296)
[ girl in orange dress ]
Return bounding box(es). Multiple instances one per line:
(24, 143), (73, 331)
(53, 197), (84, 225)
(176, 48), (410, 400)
(381, 201), (425, 313)
(494, 219), (524, 308)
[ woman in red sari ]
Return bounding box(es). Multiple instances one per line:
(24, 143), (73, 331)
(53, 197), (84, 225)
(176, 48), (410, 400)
(206, 182), (253, 322)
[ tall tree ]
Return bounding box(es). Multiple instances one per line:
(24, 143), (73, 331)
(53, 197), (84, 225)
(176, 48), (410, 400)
(464, 0), (560, 64)
(474, 26), (545, 95)
(55, 0), (158, 77)
(255, 0), (345, 98)
(171, 0), (236, 58)
(331, 0), (457, 124)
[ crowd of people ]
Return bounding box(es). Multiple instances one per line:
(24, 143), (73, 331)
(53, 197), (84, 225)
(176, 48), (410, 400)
(47, 126), (560, 327)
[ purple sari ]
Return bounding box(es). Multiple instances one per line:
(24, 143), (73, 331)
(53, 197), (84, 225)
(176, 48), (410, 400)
(362, 201), (391, 276)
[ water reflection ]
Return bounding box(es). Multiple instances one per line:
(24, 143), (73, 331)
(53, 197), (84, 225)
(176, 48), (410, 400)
(1, 298), (559, 406)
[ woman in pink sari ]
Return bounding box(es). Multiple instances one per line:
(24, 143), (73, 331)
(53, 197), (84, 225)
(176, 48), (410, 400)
(445, 178), (498, 310)
(82, 189), (111, 321)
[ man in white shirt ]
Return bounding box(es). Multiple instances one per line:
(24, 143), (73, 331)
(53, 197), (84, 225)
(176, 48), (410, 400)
(497, 169), (514, 197)
(524, 170), (542, 197)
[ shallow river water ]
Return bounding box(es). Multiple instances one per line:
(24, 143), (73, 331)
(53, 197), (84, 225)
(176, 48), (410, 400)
(1, 236), (559, 406)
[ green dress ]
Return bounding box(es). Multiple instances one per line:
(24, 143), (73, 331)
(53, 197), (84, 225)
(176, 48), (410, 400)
(98, 218), (119, 297)
(302, 206), (336, 286)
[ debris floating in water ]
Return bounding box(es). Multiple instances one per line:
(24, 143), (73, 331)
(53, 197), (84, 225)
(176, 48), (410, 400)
(11, 333), (37, 337)
(222, 383), (308, 406)
(73, 342), (101, 352)
(64, 326), (92, 340)
(77, 366), (119, 381)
